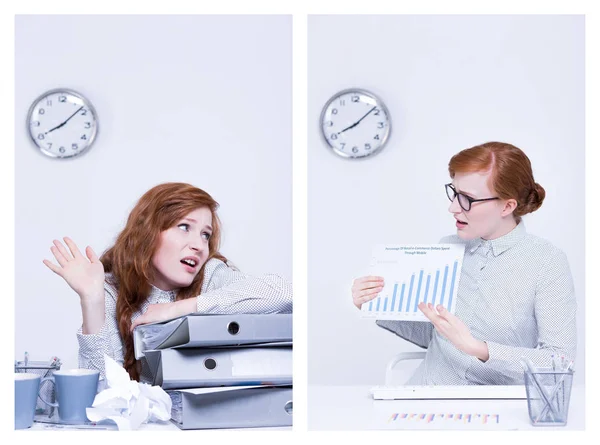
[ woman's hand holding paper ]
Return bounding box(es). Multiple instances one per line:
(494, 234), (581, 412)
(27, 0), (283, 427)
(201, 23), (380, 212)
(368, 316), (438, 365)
(418, 303), (489, 361)
(351, 275), (384, 309)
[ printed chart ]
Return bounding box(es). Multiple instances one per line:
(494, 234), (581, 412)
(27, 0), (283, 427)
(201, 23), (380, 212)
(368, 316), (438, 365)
(361, 244), (465, 321)
(377, 412), (502, 430)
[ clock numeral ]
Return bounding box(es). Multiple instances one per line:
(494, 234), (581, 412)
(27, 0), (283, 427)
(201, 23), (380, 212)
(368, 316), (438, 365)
(37, 133), (45, 140)
(331, 108), (338, 115)
(365, 143), (372, 150)
(84, 122), (91, 129)
(72, 143), (79, 150)
(32, 121), (40, 127)
(340, 142), (346, 149)
(352, 95), (359, 102)
(59, 95), (67, 102)
(377, 122), (384, 128)
(46, 99), (52, 106)
(81, 134), (87, 140)
(325, 120), (333, 127)
(374, 109), (380, 116)
(47, 142), (52, 149)
(374, 134), (380, 140)
(339, 99), (345, 106)
(38, 108), (45, 115)
(80, 109), (88, 116)
(352, 146), (359, 154)
(59, 147), (65, 153)
(330, 133), (338, 140)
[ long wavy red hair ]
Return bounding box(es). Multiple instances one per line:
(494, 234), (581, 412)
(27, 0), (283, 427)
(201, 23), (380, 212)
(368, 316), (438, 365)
(100, 183), (227, 380)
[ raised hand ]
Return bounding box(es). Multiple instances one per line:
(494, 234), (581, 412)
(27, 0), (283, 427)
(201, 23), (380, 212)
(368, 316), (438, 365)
(351, 275), (384, 309)
(43, 237), (105, 304)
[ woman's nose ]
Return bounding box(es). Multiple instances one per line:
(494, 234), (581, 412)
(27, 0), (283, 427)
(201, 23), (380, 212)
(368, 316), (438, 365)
(448, 196), (461, 213)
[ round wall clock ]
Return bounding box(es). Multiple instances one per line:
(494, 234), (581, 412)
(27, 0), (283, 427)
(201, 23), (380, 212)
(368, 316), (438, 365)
(26, 88), (98, 159)
(320, 88), (391, 159)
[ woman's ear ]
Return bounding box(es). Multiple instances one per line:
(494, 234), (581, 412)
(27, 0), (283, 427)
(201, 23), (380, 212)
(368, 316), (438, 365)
(501, 198), (518, 217)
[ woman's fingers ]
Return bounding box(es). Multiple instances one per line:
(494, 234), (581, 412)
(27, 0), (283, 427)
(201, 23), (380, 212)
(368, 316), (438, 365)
(42, 259), (62, 276)
(52, 239), (73, 263)
(358, 287), (382, 300)
(50, 244), (68, 267)
(354, 289), (383, 307)
(63, 237), (84, 260)
(130, 317), (144, 332)
(351, 276), (384, 295)
(86, 245), (100, 263)
(353, 276), (384, 288)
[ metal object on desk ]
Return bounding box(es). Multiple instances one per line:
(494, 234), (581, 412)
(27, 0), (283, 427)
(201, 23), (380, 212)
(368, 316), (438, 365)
(15, 357), (61, 418)
(524, 366), (574, 426)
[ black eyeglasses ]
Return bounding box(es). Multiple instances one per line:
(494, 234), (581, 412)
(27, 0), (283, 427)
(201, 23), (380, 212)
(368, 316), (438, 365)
(445, 183), (500, 212)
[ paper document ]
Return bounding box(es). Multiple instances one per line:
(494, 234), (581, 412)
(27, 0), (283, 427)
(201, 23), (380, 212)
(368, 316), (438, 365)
(373, 412), (504, 430)
(361, 244), (465, 321)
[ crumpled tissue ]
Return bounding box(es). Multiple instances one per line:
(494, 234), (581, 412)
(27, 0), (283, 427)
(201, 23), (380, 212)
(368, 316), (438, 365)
(85, 354), (172, 430)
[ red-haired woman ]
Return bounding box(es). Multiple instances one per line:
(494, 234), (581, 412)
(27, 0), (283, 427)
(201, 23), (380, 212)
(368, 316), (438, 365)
(352, 142), (576, 385)
(44, 183), (292, 385)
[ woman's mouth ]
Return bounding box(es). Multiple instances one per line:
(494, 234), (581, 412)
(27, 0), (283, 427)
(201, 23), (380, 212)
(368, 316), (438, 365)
(180, 257), (198, 273)
(455, 218), (468, 229)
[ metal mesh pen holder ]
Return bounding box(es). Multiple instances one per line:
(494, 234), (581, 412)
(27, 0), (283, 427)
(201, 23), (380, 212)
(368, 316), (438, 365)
(524, 368), (573, 426)
(15, 360), (61, 417)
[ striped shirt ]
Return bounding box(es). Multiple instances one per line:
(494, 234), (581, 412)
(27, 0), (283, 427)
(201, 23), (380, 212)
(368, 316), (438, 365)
(77, 258), (292, 388)
(376, 221), (577, 385)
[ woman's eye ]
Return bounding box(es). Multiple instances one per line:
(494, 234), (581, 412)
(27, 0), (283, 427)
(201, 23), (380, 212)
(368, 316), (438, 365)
(202, 232), (212, 241)
(178, 223), (190, 232)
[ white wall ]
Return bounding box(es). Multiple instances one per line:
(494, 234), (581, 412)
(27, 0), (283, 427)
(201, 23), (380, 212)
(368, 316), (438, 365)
(308, 15), (585, 386)
(15, 15), (292, 371)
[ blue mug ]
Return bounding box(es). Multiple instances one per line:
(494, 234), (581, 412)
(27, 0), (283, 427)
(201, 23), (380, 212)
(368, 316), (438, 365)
(15, 373), (41, 429)
(39, 369), (99, 424)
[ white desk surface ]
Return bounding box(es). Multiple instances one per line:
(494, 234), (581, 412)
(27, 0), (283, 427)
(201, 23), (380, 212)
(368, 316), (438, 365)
(30, 418), (290, 431)
(308, 384), (585, 431)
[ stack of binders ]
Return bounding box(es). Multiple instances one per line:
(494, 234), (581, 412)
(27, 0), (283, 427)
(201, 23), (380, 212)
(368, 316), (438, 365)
(133, 313), (293, 429)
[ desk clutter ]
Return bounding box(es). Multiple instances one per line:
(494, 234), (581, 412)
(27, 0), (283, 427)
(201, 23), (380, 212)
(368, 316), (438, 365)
(15, 355), (62, 418)
(135, 313), (293, 429)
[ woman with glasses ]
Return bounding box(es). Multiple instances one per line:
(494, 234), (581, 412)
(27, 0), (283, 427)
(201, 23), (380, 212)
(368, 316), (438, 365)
(351, 142), (576, 385)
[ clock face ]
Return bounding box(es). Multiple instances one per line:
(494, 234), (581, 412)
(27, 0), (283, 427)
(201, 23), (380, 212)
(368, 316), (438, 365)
(320, 89), (391, 159)
(27, 89), (98, 159)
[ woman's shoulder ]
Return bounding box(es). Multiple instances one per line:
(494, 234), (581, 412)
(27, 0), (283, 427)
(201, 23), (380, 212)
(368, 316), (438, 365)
(438, 234), (466, 245)
(202, 257), (237, 277)
(521, 232), (568, 260)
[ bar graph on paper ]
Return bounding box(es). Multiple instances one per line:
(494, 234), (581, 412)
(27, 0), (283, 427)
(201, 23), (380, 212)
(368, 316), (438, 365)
(378, 413), (502, 430)
(361, 244), (465, 321)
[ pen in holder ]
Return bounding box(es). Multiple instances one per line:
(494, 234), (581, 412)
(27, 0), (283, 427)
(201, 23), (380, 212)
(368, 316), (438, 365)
(15, 357), (62, 418)
(523, 362), (574, 427)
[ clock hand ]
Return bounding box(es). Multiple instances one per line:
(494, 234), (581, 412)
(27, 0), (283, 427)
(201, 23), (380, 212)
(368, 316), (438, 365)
(337, 106), (377, 134)
(46, 106), (84, 134)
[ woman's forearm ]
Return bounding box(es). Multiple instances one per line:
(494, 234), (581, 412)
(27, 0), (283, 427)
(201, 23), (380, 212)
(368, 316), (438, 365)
(80, 295), (105, 334)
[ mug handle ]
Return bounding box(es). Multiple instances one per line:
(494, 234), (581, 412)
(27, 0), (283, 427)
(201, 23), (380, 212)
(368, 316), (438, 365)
(38, 376), (58, 408)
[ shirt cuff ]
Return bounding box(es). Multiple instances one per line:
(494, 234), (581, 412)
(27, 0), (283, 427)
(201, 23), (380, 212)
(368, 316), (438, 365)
(76, 323), (108, 361)
(482, 340), (512, 366)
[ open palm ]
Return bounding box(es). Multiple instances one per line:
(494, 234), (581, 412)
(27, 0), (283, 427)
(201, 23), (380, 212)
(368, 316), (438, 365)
(43, 237), (105, 303)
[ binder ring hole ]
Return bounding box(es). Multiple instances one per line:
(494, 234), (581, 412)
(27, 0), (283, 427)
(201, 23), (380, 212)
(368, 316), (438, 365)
(284, 401), (293, 415)
(227, 322), (240, 335)
(204, 358), (217, 370)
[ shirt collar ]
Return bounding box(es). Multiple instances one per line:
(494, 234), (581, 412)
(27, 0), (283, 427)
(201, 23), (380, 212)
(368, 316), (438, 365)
(467, 220), (527, 257)
(149, 284), (178, 299)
